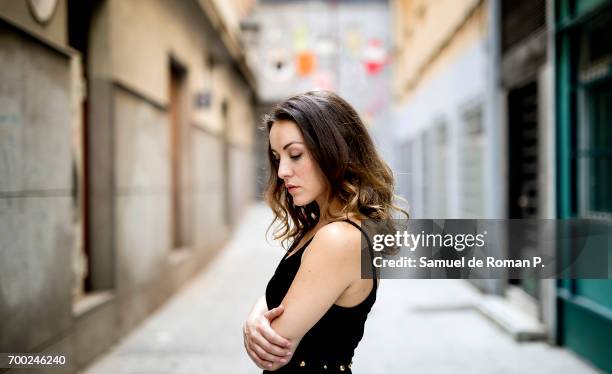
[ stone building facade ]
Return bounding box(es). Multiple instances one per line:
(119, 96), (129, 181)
(0, 0), (257, 371)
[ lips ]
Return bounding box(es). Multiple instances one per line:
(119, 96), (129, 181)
(286, 184), (299, 192)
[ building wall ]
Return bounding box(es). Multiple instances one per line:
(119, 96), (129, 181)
(107, 0), (255, 250)
(393, 0), (485, 100)
(208, 0), (255, 40)
(393, 0), (489, 219)
(102, 0), (257, 336)
(0, 0), (257, 371)
(392, 0), (565, 341)
(392, 0), (504, 296)
(0, 21), (74, 355)
(0, 0), (67, 45)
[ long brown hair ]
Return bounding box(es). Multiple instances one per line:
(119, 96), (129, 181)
(262, 90), (408, 250)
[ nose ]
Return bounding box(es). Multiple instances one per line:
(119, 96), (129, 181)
(277, 157), (293, 180)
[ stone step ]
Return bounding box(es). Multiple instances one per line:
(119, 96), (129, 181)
(476, 295), (548, 342)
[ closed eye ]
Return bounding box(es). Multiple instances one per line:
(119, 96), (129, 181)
(290, 154), (302, 160)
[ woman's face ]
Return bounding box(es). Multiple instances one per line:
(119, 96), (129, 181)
(269, 120), (328, 207)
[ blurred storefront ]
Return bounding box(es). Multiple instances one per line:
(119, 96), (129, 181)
(555, 0), (612, 371)
(0, 0), (257, 371)
(499, 0), (557, 343)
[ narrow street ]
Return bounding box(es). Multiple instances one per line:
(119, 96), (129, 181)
(4, 0), (612, 372)
(83, 204), (597, 374)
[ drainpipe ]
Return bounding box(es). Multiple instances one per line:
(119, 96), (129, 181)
(484, 0), (503, 294)
(485, 0), (501, 219)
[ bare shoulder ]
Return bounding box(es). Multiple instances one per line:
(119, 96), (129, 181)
(303, 220), (363, 262)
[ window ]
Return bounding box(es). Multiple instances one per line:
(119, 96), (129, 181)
(423, 122), (448, 218)
(577, 9), (612, 218)
(398, 139), (415, 215)
(421, 131), (431, 217)
(461, 106), (484, 218)
(434, 123), (448, 218)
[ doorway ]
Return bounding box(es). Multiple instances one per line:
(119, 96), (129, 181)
(169, 59), (188, 249)
(507, 81), (539, 299)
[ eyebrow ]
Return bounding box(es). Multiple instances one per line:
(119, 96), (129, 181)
(271, 141), (303, 153)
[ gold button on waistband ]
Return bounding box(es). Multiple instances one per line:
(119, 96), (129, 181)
(296, 359), (354, 370)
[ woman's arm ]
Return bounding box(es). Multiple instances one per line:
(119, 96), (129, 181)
(266, 222), (362, 370)
(243, 296), (293, 370)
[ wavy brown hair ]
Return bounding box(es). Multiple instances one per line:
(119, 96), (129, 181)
(262, 90), (409, 250)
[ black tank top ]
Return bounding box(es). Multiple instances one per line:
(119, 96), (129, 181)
(263, 219), (378, 373)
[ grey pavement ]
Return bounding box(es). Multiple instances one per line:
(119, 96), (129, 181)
(82, 204), (599, 374)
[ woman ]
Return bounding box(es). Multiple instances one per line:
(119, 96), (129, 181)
(243, 91), (407, 373)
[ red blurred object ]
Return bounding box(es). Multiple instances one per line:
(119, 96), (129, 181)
(363, 38), (388, 76)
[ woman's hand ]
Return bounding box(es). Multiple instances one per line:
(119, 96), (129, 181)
(243, 304), (293, 370)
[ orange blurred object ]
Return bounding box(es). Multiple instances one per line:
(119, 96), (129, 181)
(296, 51), (316, 76)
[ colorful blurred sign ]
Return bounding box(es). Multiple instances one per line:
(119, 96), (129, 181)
(293, 25), (308, 51)
(345, 28), (363, 56)
(264, 47), (295, 82)
(362, 38), (388, 76)
(315, 36), (337, 57)
(296, 50), (316, 76)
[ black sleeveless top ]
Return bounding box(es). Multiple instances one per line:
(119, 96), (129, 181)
(263, 219), (378, 373)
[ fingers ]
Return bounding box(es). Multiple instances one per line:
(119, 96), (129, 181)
(263, 305), (284, 320)
(252, 342), (289, 366)
(260, 306), (291, 349)
(253, 330), (292, 358)
(258, 324), (291, 350)
(244, 330), (274, 369)
(245, 341), (275, 370)
(243, 305), (291, 370)
(244, 323), (291, 364)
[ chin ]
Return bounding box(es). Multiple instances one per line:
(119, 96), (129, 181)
(292, 195), (314, 207)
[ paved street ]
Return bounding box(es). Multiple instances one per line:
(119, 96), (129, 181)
(83, 204), (599, 374)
